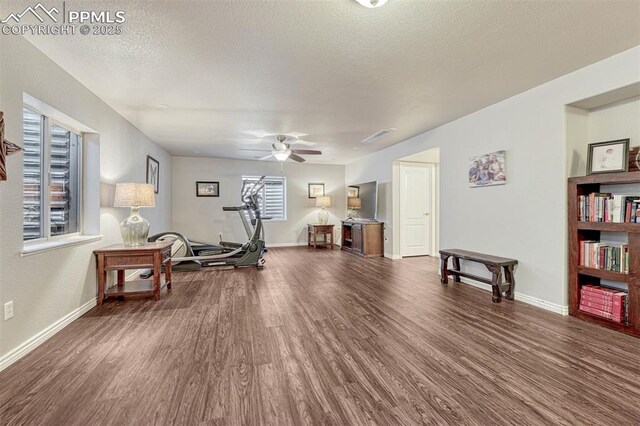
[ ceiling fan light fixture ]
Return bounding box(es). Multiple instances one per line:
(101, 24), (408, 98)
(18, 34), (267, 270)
(273, 149), (291, 161)
(354, 0), (388, 8)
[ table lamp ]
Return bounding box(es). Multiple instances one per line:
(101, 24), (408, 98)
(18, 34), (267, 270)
(114, 183), (156, 246)
(347, 197), (361, 219)
(316, 196), (331, 225)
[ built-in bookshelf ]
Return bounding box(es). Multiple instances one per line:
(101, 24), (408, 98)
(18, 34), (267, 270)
(569, 171), (640, 337)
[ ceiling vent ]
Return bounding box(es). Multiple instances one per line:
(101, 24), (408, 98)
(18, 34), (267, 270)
(361, 128), (397, 143)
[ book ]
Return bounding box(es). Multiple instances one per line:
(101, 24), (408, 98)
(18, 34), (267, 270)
(579, 242), (629, 273)
(579, 299), (624, 316)
(578, 305), (624, 323)
(580, 290), (624, 303)
(610, 194), (637, 223)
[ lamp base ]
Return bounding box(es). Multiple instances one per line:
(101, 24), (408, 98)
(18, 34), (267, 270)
(347, 209), (359, 219)
(317, 207), (329, 225)
(120, 207), (150, 247)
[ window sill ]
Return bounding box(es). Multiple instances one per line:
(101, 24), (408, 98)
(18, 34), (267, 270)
(21, 235), (103, 256)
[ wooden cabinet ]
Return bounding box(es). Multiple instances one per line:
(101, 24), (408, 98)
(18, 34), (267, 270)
(341, 220), (383, 257)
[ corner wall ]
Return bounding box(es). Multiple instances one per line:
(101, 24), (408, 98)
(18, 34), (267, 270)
(172, 156), (345, 246)
(346, 46), (640, 310)
(0, 36), (172, 361)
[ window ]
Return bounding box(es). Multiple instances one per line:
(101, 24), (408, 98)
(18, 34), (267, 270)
(23, 107), (82, 242)
(242, 176), (287, 220)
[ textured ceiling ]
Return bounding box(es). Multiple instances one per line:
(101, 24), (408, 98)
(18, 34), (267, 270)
(19, 0), (640, 164)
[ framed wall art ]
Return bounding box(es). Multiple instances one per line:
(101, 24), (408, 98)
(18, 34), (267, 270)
(196, 181), (220, 197)
(146, 155), (160, 194)
(587, 139), (629, 175)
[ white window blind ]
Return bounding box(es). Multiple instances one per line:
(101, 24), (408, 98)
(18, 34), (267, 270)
(23, 107), (82, 242)
(242, 176), (287, 220)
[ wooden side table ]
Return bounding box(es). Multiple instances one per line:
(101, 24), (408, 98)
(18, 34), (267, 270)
(307, 224), (335, 249)
(93, 241), (173, 305)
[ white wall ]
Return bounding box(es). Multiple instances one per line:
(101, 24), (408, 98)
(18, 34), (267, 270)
(172, 157), (345, 246)
(0, 36), (172, 360)
(346, 46), (640, 311)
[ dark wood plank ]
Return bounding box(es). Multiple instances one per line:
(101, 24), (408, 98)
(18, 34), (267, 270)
(1, 247), (640, 425)
(439, 248), (517, 266)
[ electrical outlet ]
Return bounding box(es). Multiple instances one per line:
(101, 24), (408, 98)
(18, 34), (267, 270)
(4, 301), (14, 320)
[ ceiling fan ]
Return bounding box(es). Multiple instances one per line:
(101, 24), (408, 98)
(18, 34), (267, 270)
(239, 135), (322, 162)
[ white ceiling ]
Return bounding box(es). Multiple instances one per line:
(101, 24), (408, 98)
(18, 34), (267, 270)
(23, 0), (640, 164)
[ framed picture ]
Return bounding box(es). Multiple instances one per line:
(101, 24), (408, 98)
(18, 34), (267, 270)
(628, 145), (639, 172)
(196, 181), (219, 197)
(347, 185), (359, 198)
(587, 139), (629, 175)
(308, 183), (325, 199)
(468, 150), (506, 187)
(146, 155), (160, 194)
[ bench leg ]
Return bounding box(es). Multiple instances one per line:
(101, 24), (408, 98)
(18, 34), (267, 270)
(490, 267), (503, 303)
(451, 257), (461, 282)
(504, 265), (515, 300)
(440, 254), (450, 284)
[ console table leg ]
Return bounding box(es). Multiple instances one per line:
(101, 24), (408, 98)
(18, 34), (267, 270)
(166, 261), (172, 289)
(97, 254), (106, 306)
(504, 265), (515, 300)
(452, 257), (461, 282)
(440, 255), (450, 284)
(153, 253), (161, 301)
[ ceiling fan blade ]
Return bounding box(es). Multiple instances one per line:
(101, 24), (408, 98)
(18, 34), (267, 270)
(259, 154), (273, 160)
(291, 140), (315, 146)
(238, 148), (272, 152)
(289, 153), (306, 163)
(292, 149), (322, 155)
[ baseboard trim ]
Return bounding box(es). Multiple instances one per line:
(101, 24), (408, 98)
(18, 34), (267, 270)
(267, 242), (308, 248)
(384, 253), (401, 260)
(514, 292), (569, 316)
(0, 298), (97, 372)
(456, 277), (568, 316)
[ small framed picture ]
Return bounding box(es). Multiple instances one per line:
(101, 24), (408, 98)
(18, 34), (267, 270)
(587, 139), (629, 175)
(146, 155), (160, 194)
(196, 181), (219, 197)
(308, 183), (325, 199)
(347, 186), (359, 198)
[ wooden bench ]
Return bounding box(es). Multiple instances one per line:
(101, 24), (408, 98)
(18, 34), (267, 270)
(439, 249), (517, 303)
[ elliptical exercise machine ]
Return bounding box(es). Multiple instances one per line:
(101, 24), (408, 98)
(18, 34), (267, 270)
(143, 177), (267, 273)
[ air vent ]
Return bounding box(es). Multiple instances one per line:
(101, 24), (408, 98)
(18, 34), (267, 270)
(361, 128), (397, 143)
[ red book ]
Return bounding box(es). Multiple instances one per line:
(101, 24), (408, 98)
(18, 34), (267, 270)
(581, 288), (625, 300)
(579, 305), (623, 323)
(580, 293), (623, 307)
(582, 285), (627, 298)
(579, 300), (624, 316)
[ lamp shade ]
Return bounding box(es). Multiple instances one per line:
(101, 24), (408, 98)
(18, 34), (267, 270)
(347, 197), (362, 209)
(114, 183), (156, 208)
(316, 196), (332, 208)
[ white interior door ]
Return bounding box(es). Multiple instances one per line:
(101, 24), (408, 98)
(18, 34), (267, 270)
(400, 163), (432, 257)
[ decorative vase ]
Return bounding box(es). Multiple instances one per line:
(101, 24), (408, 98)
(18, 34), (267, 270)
(120, 207), (150, 246)
(318, 207), (329, 225)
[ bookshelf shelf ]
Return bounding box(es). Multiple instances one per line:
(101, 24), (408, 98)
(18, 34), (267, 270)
(569, 171), (640, 338)
(576, 265), (629, 283)
(576, 222), (640, 232)
(574, 311), (635, 334)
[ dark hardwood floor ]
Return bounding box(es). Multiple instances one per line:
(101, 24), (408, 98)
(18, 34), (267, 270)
(1, 247), (640, 425)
